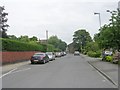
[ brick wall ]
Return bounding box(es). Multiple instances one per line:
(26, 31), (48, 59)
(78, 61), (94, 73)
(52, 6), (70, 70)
(0, 51), (40, 64)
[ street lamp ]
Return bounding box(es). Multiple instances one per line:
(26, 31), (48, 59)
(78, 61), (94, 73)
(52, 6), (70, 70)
(94, 12), (102, 30)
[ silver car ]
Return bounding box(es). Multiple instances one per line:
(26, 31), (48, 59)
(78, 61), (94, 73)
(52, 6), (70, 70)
(46, 52), (55, 61)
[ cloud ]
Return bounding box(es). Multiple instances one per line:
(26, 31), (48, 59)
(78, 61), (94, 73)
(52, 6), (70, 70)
(0, 0), (119, 44)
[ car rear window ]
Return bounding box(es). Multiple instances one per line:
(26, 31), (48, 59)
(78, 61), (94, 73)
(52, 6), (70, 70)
(33, 54), (45, 57)
(46, 52), (52, 55)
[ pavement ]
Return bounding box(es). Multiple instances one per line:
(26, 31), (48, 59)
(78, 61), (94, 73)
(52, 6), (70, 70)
(81, 54), (118, 86)
(1, 60), (31, 74)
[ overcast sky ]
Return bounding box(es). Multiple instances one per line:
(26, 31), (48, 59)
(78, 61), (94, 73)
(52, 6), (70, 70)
(0, 0), (119, 44)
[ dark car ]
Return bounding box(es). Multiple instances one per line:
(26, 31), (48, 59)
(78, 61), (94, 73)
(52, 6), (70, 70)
(30, 53), (49, 64)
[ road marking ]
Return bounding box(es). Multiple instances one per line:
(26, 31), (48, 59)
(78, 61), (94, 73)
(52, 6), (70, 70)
(11, 68), (31, 74)
(0, 68), (17, 79)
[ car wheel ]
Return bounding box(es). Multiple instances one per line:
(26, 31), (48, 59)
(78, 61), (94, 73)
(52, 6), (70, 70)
(47, 60), (49, 62)
(43, 60), (46, 64)
(31, 61), (34, 64)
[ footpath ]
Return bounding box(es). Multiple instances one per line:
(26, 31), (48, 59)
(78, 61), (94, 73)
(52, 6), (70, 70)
(0, 61), (30, 74)
(81, 54), (118, 87)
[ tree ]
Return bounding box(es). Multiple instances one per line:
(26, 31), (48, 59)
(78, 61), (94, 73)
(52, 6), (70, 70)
(73, 29), (92, 51)
(8, 35), (18, 40)
(0, 6), (9, 38)
(29, 36), (38, 41)
(57, 40), (67, 51)
(48, 35), (67, 51)
(18, 35), (30, 42)
(94, 9), (120, 51)
(48, 35), (59, 48)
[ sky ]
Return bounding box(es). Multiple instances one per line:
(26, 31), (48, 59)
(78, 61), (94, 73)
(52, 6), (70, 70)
(0, 0), (119, 44)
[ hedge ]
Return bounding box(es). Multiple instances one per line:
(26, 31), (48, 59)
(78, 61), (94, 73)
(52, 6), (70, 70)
(47, 44), (54, 52)
(1, 38), (47, 52)
(87, 51), (101, 58)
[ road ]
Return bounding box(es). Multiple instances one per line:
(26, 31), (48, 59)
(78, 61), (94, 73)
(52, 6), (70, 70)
(2, 54), (117, 88)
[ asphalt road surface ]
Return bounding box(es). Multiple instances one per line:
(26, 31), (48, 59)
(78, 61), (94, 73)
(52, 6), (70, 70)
(2, 54), (117, 88)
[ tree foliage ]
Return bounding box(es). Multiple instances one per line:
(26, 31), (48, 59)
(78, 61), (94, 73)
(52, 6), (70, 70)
(94, 9), (120, 50)
(0, 6), (9, 38)
(48, 35), (67, 51)
(73, 29), (92, 51)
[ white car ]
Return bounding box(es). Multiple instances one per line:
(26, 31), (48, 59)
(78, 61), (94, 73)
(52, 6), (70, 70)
(105, 51), (113, 56)
(46, 52), (55, 61)
(55, 52), (62, 57)
(74, 51), (80, 56)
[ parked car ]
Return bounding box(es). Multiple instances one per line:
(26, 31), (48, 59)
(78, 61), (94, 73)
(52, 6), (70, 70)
(74, 51), (80, 56)
(104, 50), (113, 56)
(30, 52), (49, 64)
(55, 52), (62, 57)
(46, 52), (55, 61)
(63, 52), (67, 56)
(102, 50), (113, 61)
(60, 52), (64, 56)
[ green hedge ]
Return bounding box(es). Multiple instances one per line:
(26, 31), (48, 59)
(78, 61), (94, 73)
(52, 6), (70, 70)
(47, 44), (54, 52)
(1, 38), (47, 52)
(87, 51), (101, 58)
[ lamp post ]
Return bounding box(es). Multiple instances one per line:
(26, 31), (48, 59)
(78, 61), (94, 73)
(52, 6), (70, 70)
(94, 12), (102, 30)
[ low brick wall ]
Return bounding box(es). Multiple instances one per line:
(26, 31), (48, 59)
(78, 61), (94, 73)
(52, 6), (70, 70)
(0, 51), (40, 64)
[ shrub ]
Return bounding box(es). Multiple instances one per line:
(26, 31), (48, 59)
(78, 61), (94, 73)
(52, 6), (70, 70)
(87, 51), (101, 58)
(47, 44), (55, 52)
(105, 56), (113, 62)
(1, 38), (47, 52)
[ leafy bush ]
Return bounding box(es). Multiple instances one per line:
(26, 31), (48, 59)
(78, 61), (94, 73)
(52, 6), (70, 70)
(105, 56), (113, 62)
(47, 44), (55, 52)
(1, 38), (47, 52)
(87, 51), (101, 58)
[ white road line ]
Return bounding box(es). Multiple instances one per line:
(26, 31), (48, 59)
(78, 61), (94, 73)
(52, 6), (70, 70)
(0, 68), (17, 79)
(11, 68), (31, 74)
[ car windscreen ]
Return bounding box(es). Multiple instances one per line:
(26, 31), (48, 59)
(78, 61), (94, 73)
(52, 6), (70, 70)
(46, 52), (52, 55)
(33, 54), (45, 57)
(75, 51), (79, 53)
